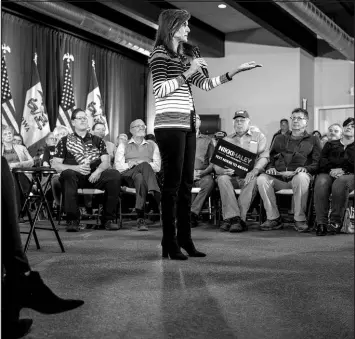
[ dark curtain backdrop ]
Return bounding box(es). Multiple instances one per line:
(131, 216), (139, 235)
(1, 12), (148, 143)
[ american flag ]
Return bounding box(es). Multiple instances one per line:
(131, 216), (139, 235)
(56, 58), (75, 131)
(1, 56), (19, 133)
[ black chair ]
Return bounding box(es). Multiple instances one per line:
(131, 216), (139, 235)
(117, 186), (161, 229)
(13, 167), (65, 253)
(259, 185), (315, 228)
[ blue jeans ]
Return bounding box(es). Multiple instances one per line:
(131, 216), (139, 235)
(314, 173), (354, 224)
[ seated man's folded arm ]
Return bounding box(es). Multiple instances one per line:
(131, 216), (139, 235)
(254, 134), (270, 172)
(96, 154), (110, 173)
(114, 143), (129, 173)
(150, 143), (161, 173)
(304, 138), (321, 174)
(51, 139), (78, 173)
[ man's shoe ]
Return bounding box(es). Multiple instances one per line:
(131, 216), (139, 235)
(220, 218), (232, 232)
(316, 224), (327, 236)
(66, 220), (80, 232)
(137, 218), (148, 231)
(20, 271), (84, 314)
(191, 212), (199, 228)
(294, 220), (309, 233)
(103, 220), (119, 231)
(229, 217), (247, 233)
(327, 222), (342, 235)
(260, 217), (283, 231)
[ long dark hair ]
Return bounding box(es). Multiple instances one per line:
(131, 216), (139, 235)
(154, 9), (190, 54)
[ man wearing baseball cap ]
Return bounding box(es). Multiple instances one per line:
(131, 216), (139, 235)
(214, 110), (269, 232)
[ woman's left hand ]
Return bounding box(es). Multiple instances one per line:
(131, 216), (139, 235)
(237, 61), (262, 73)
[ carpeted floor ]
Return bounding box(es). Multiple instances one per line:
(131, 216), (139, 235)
(19, 220), (354, 339)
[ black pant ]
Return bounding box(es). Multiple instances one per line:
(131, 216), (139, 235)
(122, 162), (160, 212)
(59, 169), (121, 221)
(155, 129), (196, 245)
(14, 172), (32, 218)
(1, 156), (30, 276)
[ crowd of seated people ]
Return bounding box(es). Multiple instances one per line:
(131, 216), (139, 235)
(2, 106), (353, 237)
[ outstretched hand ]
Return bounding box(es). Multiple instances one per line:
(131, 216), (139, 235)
(237, 61), (262, 73)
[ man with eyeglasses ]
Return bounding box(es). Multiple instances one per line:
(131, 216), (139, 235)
(115, 119), (161, 231)
(52, 108), (121, 232)
(215, 110), (269, 233)
(257, 108), (321, 232)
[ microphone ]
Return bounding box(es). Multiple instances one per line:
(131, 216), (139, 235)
(192, 46), (209, 78)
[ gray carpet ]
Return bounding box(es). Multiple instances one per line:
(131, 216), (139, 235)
(20, 221), (354, 339)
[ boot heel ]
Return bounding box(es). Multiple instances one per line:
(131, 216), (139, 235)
(162, 247), (169, 258)
(161, 245), (188, 260)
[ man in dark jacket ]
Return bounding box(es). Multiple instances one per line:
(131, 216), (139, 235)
(257, 108), (321, 232)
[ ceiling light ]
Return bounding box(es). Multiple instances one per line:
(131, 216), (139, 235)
(218, 4), (227, 9)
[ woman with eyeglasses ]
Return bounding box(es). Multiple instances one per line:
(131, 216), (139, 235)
(148, 9), (262, 260)
(314, 117), (354, 236)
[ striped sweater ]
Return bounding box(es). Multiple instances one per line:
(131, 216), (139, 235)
(148, 45), (231, 130)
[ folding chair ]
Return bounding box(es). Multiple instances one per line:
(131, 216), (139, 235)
(58, 188), (105, 227)
(191, 187), (217, 225)
(13, 167), (65, 253)
(117, 186), (161, 228)
(259, 186), (314, 227)
(215, 188), (262, 227)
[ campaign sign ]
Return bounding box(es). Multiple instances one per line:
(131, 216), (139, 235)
(211, 139), (256, 178)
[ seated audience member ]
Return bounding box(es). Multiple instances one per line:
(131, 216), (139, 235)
(42, 132), (57, 167)
(52, 108), (121, 232)
(320, 124), (342, 149)
(327, 123), (343, 141)
(257, 108), (321, 232)
(91, 122), (115, 166)
(271, 119), (290, 145)
(314, 117), (354, 236)
(215, 110), (269, 233)
(212, 130), (227, 147)
(320, 135), (329, 148)
(312, 130), (322, 139)
(115, 119), (161, 231)
(53, 125), (70, 144)
(191, 114), (215, 227)
(2, 125), (34, 216)
(50, 126), (71, 207)
(1, 156), (84, 338)
(13, 133), (26, 146)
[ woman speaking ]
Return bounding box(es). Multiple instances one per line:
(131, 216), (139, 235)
(149, 9), (262, 260)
